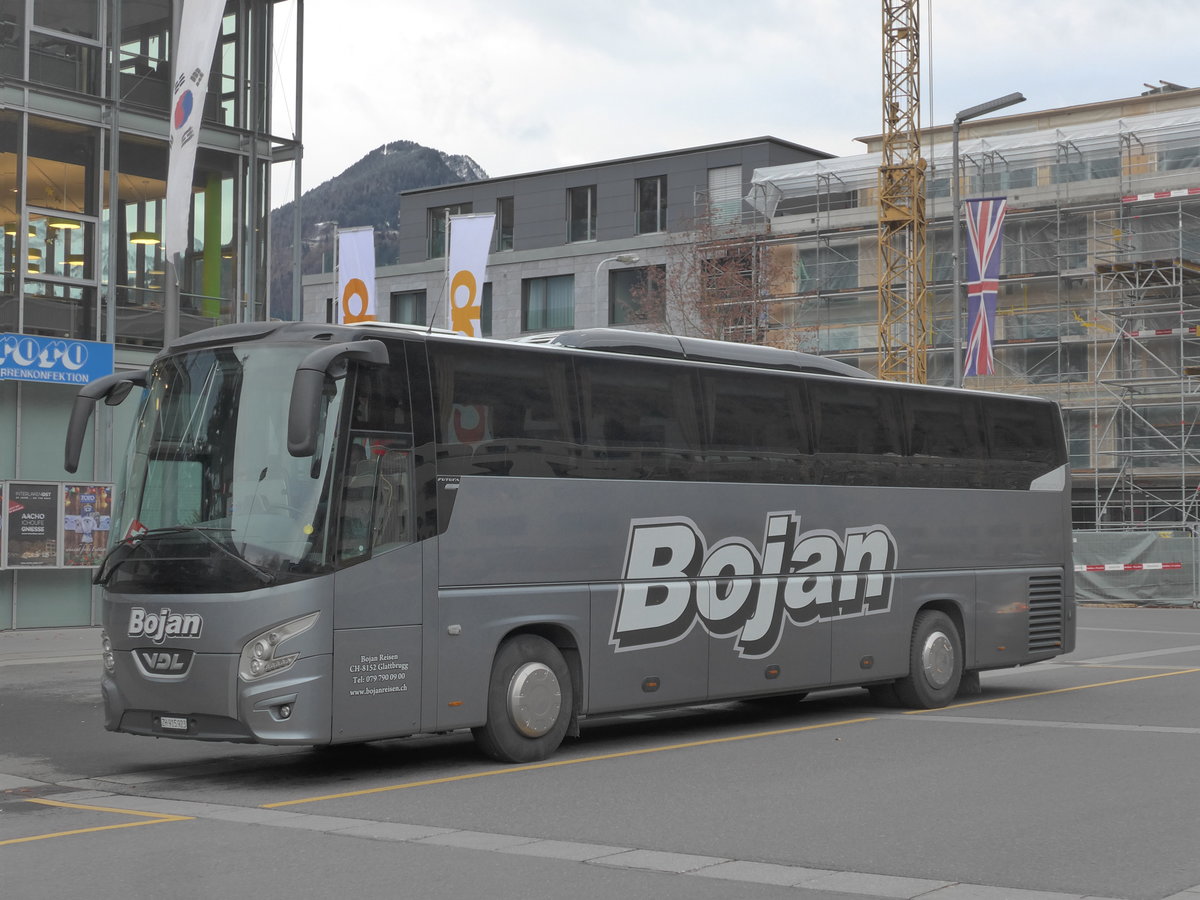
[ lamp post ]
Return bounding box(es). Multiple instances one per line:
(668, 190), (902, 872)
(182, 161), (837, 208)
(594, 254), (640, 323)
(951, 91), (1026, 388)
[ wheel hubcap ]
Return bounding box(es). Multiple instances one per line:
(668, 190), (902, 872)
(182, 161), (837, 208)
(921, 631), (955, 689)
(507, 662), (562, 737)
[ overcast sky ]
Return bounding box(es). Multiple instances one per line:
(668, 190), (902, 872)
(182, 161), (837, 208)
(280, 0), (1200, 196)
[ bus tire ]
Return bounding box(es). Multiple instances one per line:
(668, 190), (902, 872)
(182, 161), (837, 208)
(893, 610), (962, 709)
(472, 634), (573, 764)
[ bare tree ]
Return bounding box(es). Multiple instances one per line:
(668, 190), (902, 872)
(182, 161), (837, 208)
(624, 209), (817, 352)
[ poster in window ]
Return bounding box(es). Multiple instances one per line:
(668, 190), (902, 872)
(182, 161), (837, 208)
(63, 484), (113, 568)
(6, 483), (61, 567)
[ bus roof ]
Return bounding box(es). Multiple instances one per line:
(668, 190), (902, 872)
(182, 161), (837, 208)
(160, 322), (1058, 409)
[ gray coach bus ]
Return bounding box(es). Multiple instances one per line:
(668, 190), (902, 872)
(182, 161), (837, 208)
(65, 322), (1074, 763)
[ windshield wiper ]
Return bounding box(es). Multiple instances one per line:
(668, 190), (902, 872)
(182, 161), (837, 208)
(95, 526), (275, 587)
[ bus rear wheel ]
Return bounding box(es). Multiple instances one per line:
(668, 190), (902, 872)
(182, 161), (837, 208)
(472, 635), (573, 763)
(893, 610), (962, 709)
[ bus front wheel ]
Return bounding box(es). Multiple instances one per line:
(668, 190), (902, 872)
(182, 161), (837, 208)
(473, 635), (573, 763)
(893, 610), (962, 709)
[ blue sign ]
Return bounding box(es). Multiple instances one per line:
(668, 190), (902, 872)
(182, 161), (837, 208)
(0, 333), (115, 386)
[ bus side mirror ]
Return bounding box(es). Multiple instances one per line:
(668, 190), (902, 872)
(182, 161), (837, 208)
(287, 340), (389, 457)
(64, 369), (149, 473)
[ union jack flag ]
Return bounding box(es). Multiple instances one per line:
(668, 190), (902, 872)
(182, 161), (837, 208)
(963, 197), (1007, 377)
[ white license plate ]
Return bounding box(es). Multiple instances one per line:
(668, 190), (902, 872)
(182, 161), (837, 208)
(160, 716), (188, 731)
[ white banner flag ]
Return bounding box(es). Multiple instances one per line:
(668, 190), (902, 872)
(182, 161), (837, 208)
(164, 0), (226, 259)
(338, 227), (376, 323)
(447, 214), (495, 337)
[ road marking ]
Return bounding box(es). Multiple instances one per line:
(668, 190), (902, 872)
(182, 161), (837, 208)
(261, 716), (877, 808)
(1079, 627), (1200, 636)
(265, 668), (1200, 809)
(0, 797), (193, 847)
(904, 667), (1200, 714)
(47, 790), (1125, 900)
(895, 715), (1200, 735)
(1075, 644), (1200, 664)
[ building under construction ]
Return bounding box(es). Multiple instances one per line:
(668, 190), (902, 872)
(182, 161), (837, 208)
(741, 85), (1200, 541)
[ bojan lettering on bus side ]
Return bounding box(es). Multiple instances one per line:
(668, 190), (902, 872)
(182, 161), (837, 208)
(613, 511), (898, 659)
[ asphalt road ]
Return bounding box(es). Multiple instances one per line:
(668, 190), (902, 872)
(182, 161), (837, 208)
(2, 607), (1199, 900)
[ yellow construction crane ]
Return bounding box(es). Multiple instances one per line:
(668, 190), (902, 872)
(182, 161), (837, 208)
(877, 0), (929, 383)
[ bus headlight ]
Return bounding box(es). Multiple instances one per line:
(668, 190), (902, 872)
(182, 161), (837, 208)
(101, 630), (115, 673)
(238, 612), (319, 682)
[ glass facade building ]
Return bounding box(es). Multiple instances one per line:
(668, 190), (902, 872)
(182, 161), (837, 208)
(1, 0), (301, 628)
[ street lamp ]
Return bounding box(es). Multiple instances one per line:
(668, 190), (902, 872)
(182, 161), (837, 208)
(594, 254), (640, 320)
(951, 91), (1026, 388)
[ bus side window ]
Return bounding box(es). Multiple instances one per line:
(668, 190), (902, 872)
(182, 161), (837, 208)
(903, 391), (987, 488)
(984, 398), (1064, 487)
(576, 357), (704, 481)
(810, 381), (903, 486)
(430, 343), (576, 478)
(700, 369), (812, 484)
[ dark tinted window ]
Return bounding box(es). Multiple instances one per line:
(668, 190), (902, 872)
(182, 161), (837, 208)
(983, 397), (1065, 487)
(810, 381), (902, 455)
(576, 356), (703, 480)
(701, 369), (814, 484)
(905, 390), (985, 458)
(808, 380), (903, 486)
(703, 370), (809, 453)
(350, 343), (410, 435)
(429, 343), (575, 477)
(986, 398), (1062, 465)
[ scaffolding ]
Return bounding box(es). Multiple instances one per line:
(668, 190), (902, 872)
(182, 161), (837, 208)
(744, 100), (1200, 529)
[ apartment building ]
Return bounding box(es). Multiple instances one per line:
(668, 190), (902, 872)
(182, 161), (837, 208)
(301, 137), (832, 334)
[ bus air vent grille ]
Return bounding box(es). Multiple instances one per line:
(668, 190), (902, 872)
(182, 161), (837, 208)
(1027, 575), (1065, 652)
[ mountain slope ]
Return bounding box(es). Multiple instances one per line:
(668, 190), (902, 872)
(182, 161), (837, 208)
(270, 140), (487, 317)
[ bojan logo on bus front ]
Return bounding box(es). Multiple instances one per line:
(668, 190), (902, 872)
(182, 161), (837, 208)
(128, 607), (204, 644)
(612, 511), (898, 659)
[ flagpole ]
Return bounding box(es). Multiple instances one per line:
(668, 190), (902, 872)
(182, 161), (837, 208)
(951, 116), (964, 388)
(440, 208), (451, 330)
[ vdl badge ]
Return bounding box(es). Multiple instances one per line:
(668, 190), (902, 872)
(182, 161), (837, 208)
(135, 648), (194, 676)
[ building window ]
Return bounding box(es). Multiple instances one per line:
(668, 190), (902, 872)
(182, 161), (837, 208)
(28, 0), (102, 95)
(496, 196), (514, 251)
(707, 165), (742, 225)
(391, 290), (426, 325)
(0, 2), (24, 78)
(1161, 146), (1200, 171)
(636, 176), (667, 234)
(567, 186), (596, 243)
(610, 265), (666, 325)
(522, 274), (574, 332)
(428, 203), (472, 259)
(116, 2), (171, 111)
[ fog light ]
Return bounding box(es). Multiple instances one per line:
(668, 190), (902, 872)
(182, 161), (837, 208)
(279, 704), (292, 719)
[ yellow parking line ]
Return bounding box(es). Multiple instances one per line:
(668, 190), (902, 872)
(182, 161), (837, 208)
(0, 798), (193, 847)
(905, 667), (1200, 714)
(265, 667), (1200, 810)
(263, 715), (878, 809)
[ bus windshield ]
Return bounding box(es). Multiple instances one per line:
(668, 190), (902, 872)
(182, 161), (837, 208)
(104, 344), (345, 592)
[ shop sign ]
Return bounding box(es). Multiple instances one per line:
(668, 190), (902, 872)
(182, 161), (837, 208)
(0, 333), (115, 385)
